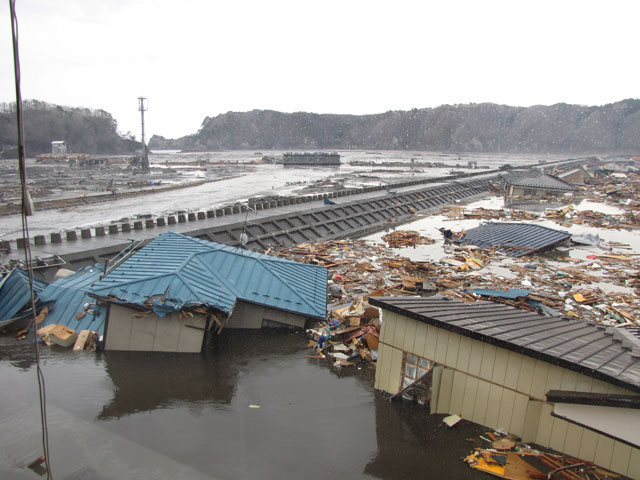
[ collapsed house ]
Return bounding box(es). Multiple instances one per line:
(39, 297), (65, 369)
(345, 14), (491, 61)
(0, 268), (49, 331)
(498, 170), (576, 204)
(458, 222), (571, 257)
(38, 265), (107, 347)
(557, 166), (597, 186)
(86, 232), (327, 353)
(370, 296), (640, 479)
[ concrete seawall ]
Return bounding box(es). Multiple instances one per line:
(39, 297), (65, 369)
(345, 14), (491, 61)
(2, 175), (494, 273)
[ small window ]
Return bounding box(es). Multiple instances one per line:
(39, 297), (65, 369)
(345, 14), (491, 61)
(400, 352), (433, 405)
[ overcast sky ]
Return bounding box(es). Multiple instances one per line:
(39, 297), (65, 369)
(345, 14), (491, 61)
(2, 0), (638, 140)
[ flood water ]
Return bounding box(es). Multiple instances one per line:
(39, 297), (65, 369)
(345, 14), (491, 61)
(0, 150), (555, 239)
(1, 331), (489, 480)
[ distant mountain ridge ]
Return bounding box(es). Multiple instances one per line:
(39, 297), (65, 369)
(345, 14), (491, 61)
(0, 100), (140, 157)
(150, 100), (640, 154)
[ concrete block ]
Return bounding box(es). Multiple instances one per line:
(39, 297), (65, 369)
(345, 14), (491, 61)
(156, 217), (166, 227)
(109, 225), (119, 234)
(232, 206), (240, 214)
(167, 216), (176, 225)
(121, 223), (131, 232)
(50, 233), (62, 244)
(0, 240), (11, 251)
(215, 209), (224, 216)
(34, 235), (46, 246)
(197, 212), (205, 220)
(224, 207), (232, 215)
(81, 229), (92, 239)
(133, 221), (143, 230)
(145, 219), (155, 228)
(16, 237), (29, 249)
(178, 214), (186, 223)
(207, 210), (215, 218)
(95, 226), (106, 236)
(66, 230), (78, 241)
(188, 213), (196, 221)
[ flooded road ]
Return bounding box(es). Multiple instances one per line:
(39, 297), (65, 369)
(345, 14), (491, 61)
(1, 331), (489, 480)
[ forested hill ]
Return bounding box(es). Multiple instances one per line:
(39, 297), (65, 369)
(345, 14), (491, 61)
(0, 100), (140, 157)
(150, 100), (640, 154)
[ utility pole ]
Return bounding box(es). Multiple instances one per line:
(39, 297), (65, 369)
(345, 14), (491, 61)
(138, 96), (150, 171)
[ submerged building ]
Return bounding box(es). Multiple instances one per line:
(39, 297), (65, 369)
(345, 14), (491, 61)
(87, 232), (327, 353)
(370, 296), (640, 479)
(498, 169), (576, 203)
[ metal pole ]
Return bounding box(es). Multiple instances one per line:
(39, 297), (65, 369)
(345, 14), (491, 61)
(138, 96), (149, 171)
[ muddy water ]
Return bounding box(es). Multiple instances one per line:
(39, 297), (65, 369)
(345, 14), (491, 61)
(0, 331), (488, 480)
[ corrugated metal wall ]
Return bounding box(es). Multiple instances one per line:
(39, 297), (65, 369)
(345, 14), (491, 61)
(375, 310), (640, 479)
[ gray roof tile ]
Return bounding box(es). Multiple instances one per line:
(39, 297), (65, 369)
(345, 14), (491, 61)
(369, 296), (640, 392)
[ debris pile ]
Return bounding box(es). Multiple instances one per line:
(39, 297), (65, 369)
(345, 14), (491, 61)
(442, 206), (538, 221)
(381, 230), (435, 248)
(546, 205), (640, 230)
(464, 429), (622, 480)
(37, 324), (97, 351)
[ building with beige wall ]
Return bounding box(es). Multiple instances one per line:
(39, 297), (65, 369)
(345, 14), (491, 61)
(89, 232), (327, 352)
(369, 296), (640, 479)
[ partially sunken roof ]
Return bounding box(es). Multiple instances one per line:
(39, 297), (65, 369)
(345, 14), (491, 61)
(369, 296), (640, 392)
(89, 232), (327, 319)
(460, 222), (571, 257)
(500, 170), (576, 191)
(39, 265), (107, 336)
(0, 268), (48, 321)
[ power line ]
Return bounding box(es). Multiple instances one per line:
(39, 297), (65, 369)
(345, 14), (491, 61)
(9, 0), (53, 477)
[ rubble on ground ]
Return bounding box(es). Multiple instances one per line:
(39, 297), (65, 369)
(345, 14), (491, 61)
(272, 169), (640, 368)
(464, 429), (622, 480)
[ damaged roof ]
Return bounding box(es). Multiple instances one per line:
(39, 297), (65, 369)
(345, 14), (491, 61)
(39, 264), (107, 336)
(369, 296), (640, 393)
(88, 232), (327, 319)
(460, 222), (571, 257)
(0, 268), (48, 321)
(500, 170), (576, 191)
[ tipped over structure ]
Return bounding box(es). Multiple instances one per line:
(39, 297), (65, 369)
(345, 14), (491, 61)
(88, 232), (327, 352)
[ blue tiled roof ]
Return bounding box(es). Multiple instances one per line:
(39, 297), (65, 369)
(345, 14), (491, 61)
(460, 222), (571, 257)
(89, 232), (327, 319)
(39, 265), (107, 336)
(0, 268), (48, 321)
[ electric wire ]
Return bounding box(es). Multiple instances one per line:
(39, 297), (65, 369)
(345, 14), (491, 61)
(9, 0), (53, 477)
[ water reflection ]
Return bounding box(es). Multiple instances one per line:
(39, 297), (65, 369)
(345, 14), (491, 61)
(99, 331), (308, 419)
(99, 351), (236, 419)
(1, 330), (491, 479)
(364, 394), (486, 480)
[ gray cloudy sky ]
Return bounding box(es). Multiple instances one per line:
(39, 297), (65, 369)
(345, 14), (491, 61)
(2, 0), (638, 140)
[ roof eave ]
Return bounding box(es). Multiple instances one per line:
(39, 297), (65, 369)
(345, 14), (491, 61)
(369, 297), (640, 393)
